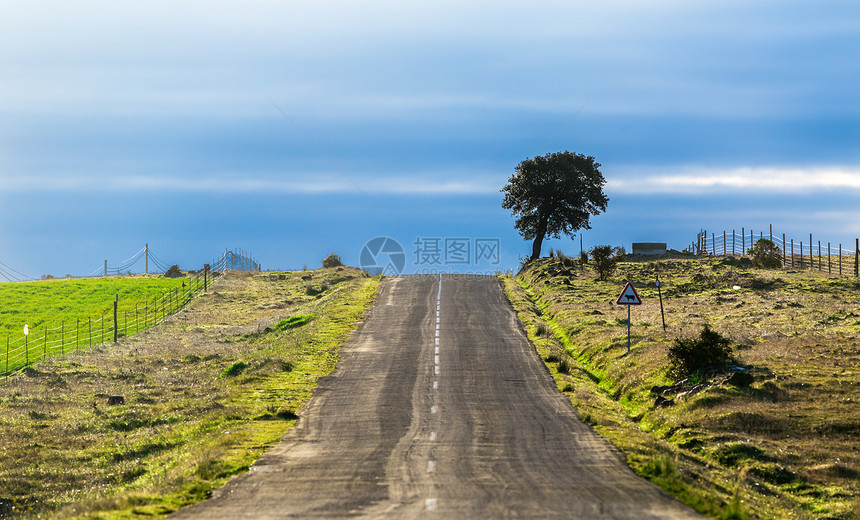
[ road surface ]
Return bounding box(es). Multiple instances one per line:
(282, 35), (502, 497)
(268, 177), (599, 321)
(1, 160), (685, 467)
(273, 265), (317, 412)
(171, 275), (704, 519)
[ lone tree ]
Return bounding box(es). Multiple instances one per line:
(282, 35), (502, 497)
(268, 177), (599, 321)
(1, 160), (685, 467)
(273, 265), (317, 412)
(502, 151), (608, 261)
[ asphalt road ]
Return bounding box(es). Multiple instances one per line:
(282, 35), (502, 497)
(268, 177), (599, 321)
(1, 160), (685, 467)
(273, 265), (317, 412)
(171, 275), (704, 519)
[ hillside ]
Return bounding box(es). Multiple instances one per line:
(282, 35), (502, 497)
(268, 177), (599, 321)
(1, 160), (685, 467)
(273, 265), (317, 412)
(503, 256), (859, 520)
(0, 268), (379, 518)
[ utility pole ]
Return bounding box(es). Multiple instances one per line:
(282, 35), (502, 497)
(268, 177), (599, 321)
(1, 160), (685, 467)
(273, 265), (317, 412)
(104, 260), (107, 277)
(145, 243), (149, 274)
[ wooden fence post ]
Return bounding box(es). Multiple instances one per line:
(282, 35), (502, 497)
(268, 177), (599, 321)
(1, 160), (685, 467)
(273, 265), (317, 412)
(113, 295), (118, 343)
(61, 322), (64, 357)
(854, 238), (860, 276)
(723, 231), (727, 255)
(5, 338), (8, 379)
(712, 233), (715, 256)
(818, 241), (821, 271)
(791, 239), (794, 267)
(44, 328), (47, 358)
(810, 234), (813, 268)
(783, 233), (786, 266)
(742, 227), (745, 253)
(839, 244), (843, 276)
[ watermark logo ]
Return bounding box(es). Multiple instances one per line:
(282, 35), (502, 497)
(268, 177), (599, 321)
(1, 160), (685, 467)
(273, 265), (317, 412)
(361, 236), (501, 274)
(413, 237), (500, 266)
(360, 237), (407, 275)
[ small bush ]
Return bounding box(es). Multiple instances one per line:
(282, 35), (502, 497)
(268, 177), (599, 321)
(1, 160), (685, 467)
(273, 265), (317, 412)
(579, 251), (588, 264)
(667, 325), (735, 380)
(535, 322), (548, 336)
(164, 265), (184, 278)
(747, 238), (782, 269)
(590, 245), (625, 281)
(322, 253), (343, 268)
(557, 359), (570, 374)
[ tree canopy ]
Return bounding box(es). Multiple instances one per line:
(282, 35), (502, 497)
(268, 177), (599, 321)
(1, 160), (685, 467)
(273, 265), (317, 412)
(501, 151), (608, 260)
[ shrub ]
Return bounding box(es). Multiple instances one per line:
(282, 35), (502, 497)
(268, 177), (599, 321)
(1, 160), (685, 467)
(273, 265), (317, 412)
(590, 245), (625, 281)
(667, 325), (735, 380)
(579, 251), (588, 264)
(164, 265), (184, 278)
(747, 238), (782, 269)
(322, 253), (343, 268)
(557, 359), (570, 374)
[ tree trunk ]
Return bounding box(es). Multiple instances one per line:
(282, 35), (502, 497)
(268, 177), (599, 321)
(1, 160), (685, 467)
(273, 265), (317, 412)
(530, 216), (549, 260)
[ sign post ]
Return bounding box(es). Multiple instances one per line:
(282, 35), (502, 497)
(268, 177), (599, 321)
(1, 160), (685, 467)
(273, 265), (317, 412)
(616, 282), (642, 355)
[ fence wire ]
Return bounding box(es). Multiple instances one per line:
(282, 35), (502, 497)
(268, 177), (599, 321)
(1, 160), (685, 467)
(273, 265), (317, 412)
(690, 227), (859, 277)
(2, 248), (259, 378)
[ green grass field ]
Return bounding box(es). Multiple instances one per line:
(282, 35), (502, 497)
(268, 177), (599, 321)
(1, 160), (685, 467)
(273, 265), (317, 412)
(0, 276), (191, 336)
(0, 276), (200, 373)
(503, 255), (860, 519)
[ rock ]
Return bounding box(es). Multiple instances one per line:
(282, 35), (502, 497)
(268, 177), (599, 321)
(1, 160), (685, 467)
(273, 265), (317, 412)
(107, 395), (125, 406)
(727, 371), (754, 387)
(654, 395), (675, 407)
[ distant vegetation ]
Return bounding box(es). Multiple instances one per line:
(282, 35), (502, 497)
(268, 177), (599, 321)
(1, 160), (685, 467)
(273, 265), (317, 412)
(747, 238), (782, 269)
(589, 245), (625, 281)
(322, 253), (343, 268)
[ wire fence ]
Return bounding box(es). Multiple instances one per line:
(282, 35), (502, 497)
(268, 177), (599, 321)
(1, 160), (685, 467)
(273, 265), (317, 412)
(2, 248), (259, 378)
(688, 226), (860, 277)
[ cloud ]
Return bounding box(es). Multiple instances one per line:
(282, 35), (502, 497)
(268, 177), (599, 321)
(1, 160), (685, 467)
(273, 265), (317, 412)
(0, 172), (501, 196)
(607, 166), (860, 194)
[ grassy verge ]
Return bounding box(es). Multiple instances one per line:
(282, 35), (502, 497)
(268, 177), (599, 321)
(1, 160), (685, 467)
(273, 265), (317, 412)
(0, 267), (379, 519)
(502, 255), (859, 520)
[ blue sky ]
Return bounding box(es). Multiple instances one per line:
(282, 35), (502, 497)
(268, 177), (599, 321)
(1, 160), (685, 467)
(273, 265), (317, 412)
(1, 1), (858, 277)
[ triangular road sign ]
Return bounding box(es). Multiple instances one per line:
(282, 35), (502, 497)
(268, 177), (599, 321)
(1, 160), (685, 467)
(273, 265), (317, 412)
(616, 282), (642, 305)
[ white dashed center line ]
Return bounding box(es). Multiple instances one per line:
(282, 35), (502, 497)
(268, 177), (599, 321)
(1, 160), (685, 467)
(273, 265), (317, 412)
(424, 274), (443, 513)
